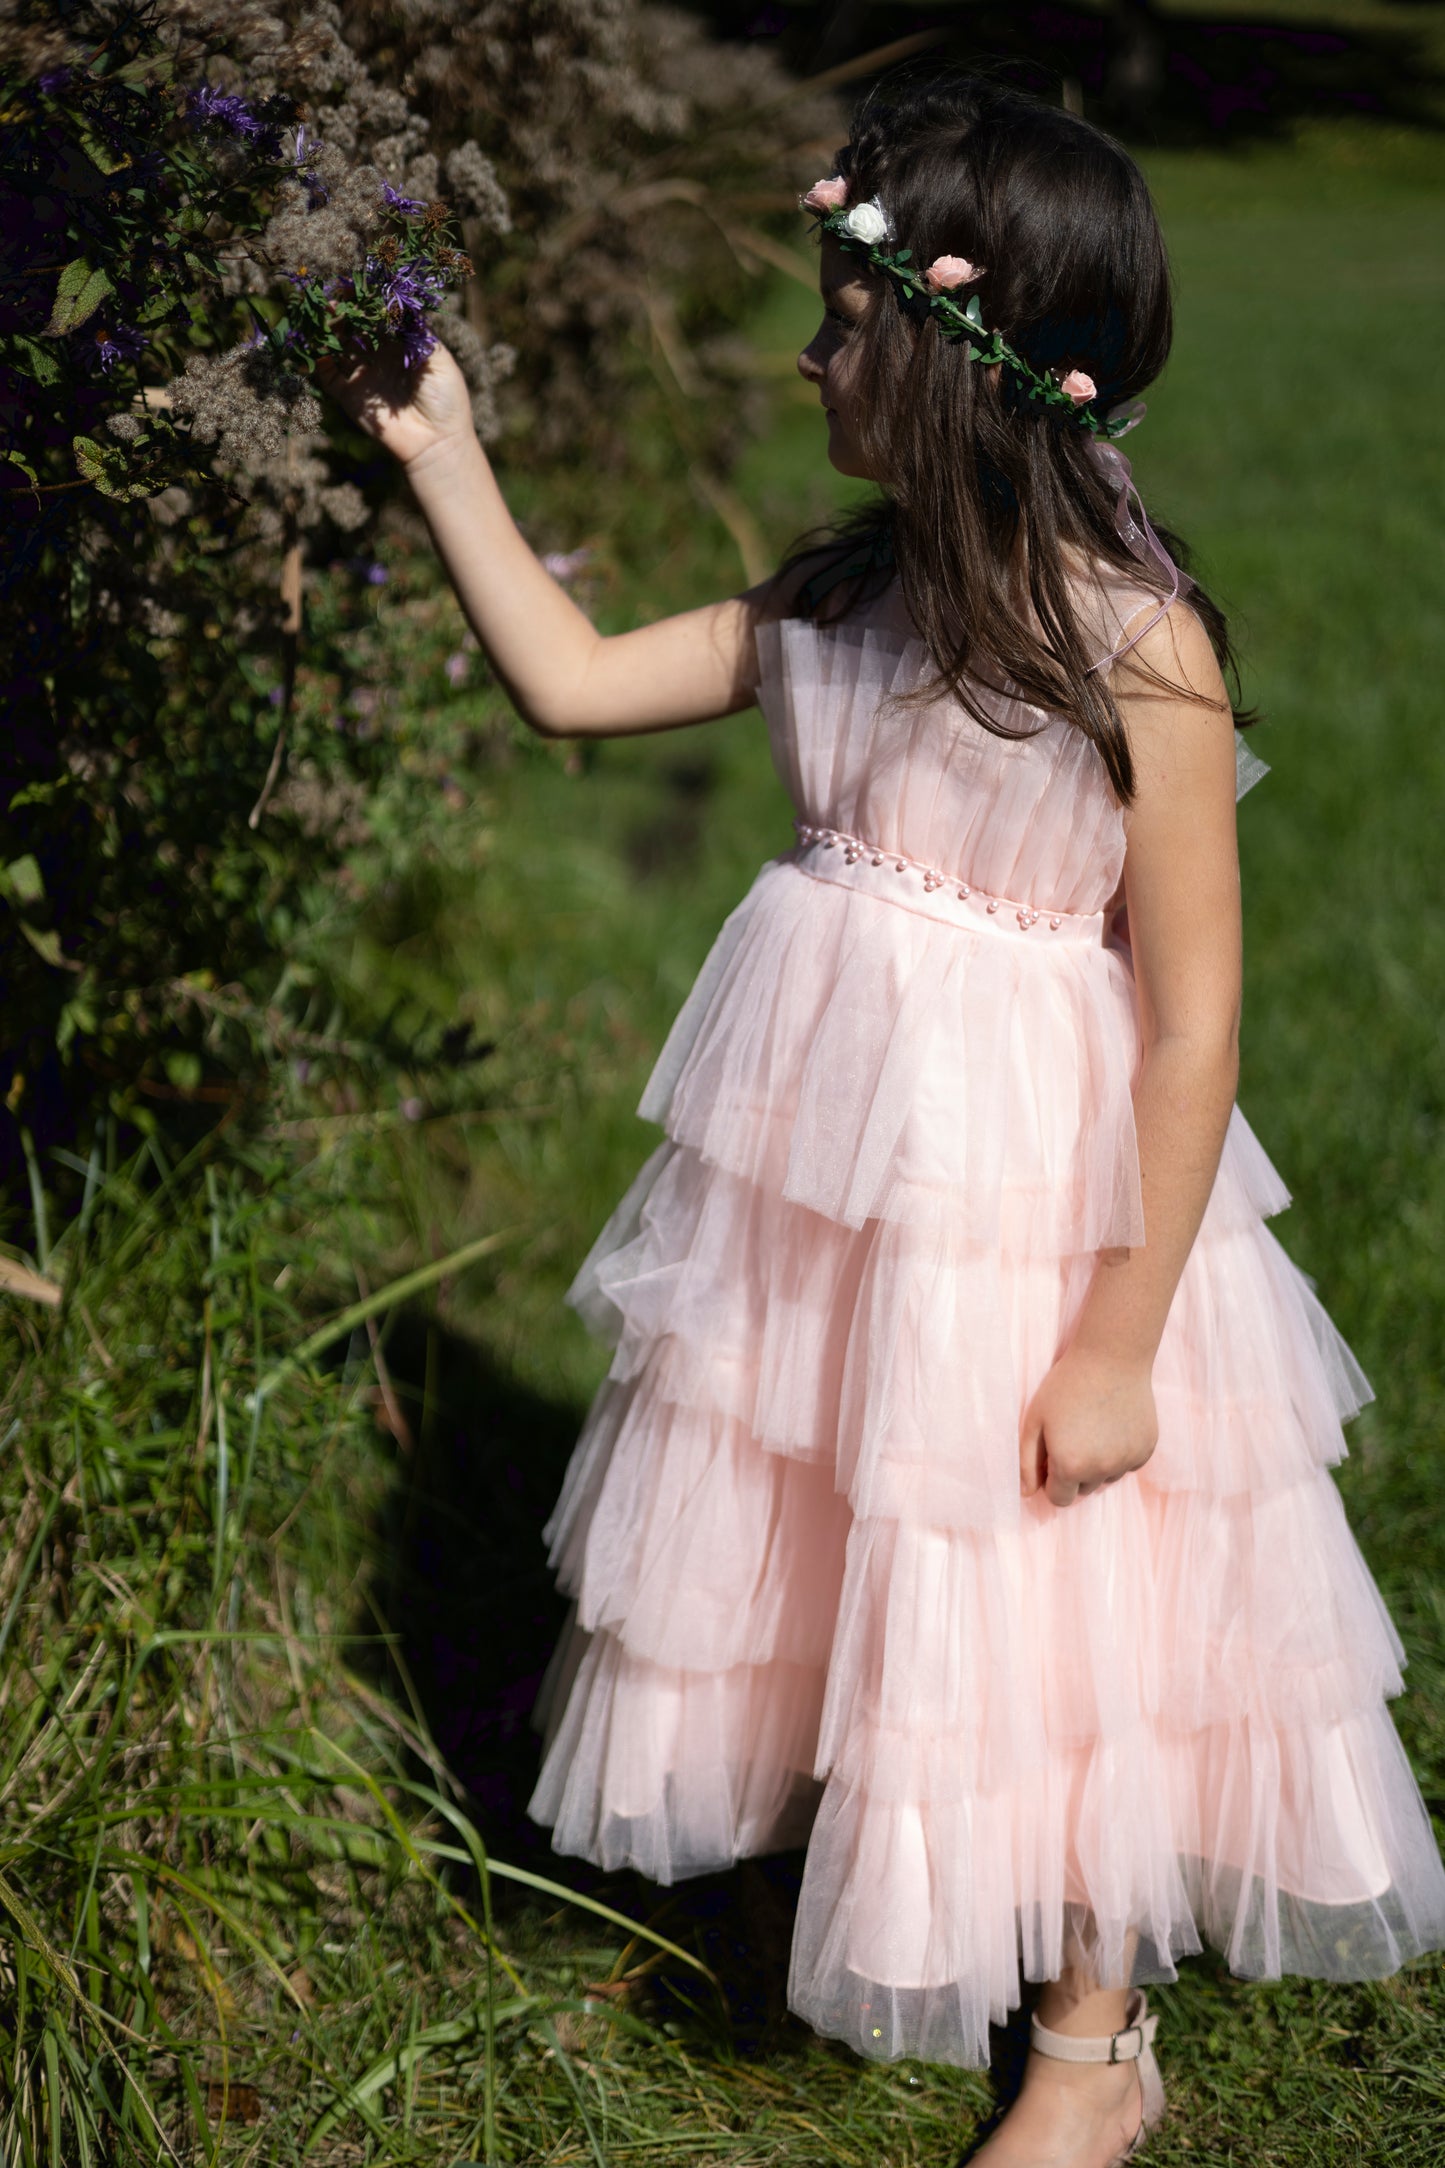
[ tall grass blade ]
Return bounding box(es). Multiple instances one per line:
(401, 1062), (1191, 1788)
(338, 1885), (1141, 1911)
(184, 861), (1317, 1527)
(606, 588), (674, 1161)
(19, 1127), (52, 1275)
(250, 1226), (523, 1402)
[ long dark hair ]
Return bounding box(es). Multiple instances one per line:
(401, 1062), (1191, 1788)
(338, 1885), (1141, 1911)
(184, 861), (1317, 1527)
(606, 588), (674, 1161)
(783, 75), (1249, 803)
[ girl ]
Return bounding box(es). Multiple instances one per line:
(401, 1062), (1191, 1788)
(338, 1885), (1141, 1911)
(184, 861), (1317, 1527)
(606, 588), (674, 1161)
(326, 77), (1445, 2167)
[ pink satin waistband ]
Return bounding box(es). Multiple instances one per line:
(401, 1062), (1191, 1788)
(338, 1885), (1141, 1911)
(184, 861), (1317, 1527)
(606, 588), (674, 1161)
(789, 819), (1108, 945)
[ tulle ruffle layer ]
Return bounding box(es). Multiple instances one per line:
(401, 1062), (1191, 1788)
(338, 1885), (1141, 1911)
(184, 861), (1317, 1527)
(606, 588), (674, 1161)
(566, 1122), (1359, 1530)
(530, 1622), (826, 1886)
(639, 857), (1154, 1251)
(791, 1698), (1445, 2064)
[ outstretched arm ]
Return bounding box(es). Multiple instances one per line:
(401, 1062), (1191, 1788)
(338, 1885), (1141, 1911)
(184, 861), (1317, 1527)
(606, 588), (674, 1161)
(322, 341), (767, 738)
(1019, 604), (1243, 1508)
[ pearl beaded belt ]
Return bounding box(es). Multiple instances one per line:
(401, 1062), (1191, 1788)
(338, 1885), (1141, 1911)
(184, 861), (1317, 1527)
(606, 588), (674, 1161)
(790, 818), (1107, 944)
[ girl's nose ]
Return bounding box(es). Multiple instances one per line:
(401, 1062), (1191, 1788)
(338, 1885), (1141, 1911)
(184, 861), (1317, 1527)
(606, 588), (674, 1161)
(797, 337), (824, 385)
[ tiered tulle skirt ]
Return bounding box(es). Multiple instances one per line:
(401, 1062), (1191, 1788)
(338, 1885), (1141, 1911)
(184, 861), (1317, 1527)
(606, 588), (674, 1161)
(528, 853), (1445, 2066)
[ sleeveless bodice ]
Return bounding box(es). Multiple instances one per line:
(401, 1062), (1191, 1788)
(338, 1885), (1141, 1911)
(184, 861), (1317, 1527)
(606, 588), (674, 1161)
(757, 614), (1129, 925)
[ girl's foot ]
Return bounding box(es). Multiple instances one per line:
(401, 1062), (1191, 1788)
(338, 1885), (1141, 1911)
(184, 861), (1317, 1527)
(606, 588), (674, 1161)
(965, 1980), (1152, 2168)
(964, 2047), (1142, 2167)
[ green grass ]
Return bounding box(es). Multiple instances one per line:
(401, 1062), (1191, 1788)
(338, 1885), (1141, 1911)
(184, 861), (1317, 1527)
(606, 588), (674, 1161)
(327, 117), (1445, 2164)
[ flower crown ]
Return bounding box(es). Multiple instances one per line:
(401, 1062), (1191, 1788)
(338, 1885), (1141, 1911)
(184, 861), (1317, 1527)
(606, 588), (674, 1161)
(801, 177), (1142, 442)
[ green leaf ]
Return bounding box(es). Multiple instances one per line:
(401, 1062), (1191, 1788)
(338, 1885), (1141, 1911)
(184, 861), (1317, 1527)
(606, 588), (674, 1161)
(8, 780), (70, 813)
(2, 856), (45, 906)
(71, 435), (154, 502)
(45, 259), (114, 336)
(55, 984), (98, 1057)
(2, 448), (38, 492)
(77, 128), (127, 177)
(19, 925), (66, 969)
(1, 334), (63, 388)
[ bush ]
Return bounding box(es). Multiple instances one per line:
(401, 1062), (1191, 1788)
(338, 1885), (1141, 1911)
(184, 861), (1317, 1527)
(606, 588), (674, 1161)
(0, 0), (836, 1178)
(0, 0), (513, 1170)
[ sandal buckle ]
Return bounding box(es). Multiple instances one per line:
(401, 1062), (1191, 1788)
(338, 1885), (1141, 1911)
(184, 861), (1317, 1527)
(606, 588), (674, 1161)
(1109, 2023), (1144, 2064)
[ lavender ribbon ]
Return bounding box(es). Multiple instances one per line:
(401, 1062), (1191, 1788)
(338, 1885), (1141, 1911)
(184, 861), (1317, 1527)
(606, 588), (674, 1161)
(1085, 411), (1193, 673)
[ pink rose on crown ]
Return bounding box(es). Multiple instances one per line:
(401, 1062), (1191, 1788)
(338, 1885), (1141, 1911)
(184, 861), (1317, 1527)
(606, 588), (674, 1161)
(802, 176), (848, 213)
(1060, 369), (1097, 405)
(923, 255), (983, 293)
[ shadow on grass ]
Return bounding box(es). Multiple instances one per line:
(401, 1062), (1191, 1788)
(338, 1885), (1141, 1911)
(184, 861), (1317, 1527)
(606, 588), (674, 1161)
(353, 1311), (1042, 2117)
(353, 1309), (578, 1867)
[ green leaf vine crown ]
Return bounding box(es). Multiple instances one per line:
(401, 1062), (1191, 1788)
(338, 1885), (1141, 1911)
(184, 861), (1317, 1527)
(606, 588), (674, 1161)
(801, 177), (1144, 443)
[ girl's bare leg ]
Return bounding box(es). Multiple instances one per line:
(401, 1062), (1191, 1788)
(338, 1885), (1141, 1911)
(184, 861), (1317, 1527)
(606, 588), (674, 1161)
(966, 1931), (1146, 2168)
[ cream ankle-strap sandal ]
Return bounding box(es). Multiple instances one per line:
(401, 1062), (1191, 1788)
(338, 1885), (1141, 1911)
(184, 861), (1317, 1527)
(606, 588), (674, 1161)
(1028, 1988), (1165, 2163)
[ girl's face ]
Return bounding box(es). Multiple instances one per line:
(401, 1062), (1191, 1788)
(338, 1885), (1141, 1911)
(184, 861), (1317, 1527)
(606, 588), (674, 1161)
(797, 236), (883, 482)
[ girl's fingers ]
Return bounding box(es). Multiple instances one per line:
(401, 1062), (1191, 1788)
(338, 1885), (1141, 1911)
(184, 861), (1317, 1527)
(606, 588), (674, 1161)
(1018, 1409), (1045, 1496)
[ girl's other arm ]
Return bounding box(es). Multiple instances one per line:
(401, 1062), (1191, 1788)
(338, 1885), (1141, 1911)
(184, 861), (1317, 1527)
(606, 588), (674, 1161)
(1020, 605), (1243, 1507)
(323, 342), (768, 739)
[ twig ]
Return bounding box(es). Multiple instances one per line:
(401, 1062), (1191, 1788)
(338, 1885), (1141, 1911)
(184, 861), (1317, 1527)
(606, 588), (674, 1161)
(0, 1257), (61, 1308)
(249, 483), (303, 830)
(78, 1304), (115, 1368)
(689, 466), (769, 586)
(355, 1263), (414, 1454)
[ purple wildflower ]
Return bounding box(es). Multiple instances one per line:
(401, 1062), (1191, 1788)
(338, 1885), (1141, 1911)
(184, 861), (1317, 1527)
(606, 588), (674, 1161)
(444, 651), (469, 687)
(87, 320), (147, 374)
(381, 181), (428, 216)
(364, 563), (388, 586)
(399, 316), (438, 370)
(39, 66), (73, 94)
(400, 1096), (425, 1122)
(376, 256), (446, 315)
(186, 84), (283, 157)
(188, 83), (259, 134)
(361, 252), (445, 369)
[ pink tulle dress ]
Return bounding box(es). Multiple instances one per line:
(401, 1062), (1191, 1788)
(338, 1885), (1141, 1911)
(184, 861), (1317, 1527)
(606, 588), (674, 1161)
(528, 572), (1445, 2066)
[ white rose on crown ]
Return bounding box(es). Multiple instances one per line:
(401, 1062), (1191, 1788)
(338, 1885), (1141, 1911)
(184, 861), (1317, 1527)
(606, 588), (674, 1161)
(843, 197), (892, 244)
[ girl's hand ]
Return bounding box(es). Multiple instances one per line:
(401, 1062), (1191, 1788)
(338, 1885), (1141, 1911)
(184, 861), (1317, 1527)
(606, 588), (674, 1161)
(1018, 1344), (1158, 1508)
(316, 338), (475, 470)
